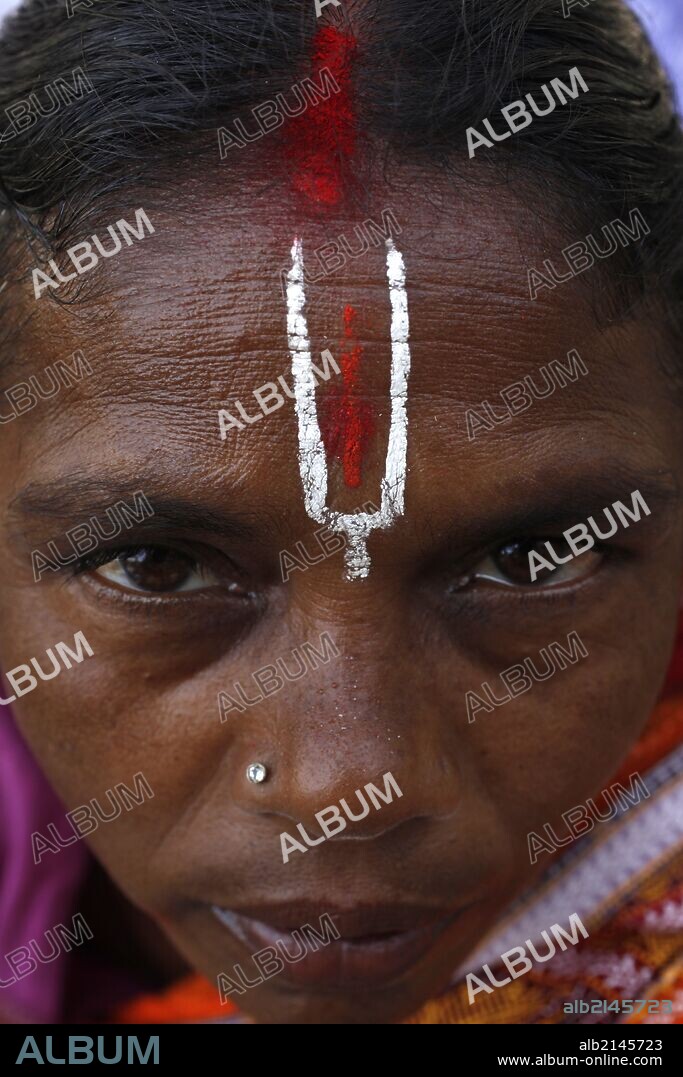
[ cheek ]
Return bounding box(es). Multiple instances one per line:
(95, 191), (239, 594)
(6, 684), (171, 909)
(469, 642), (664, 851)
(0, 584), (202, 910)
(451, 536), (683, 841)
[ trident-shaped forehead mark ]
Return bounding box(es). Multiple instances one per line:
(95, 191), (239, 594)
(285, 236), (412, 579)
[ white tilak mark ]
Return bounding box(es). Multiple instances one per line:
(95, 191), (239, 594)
(286, 236), (411, 579)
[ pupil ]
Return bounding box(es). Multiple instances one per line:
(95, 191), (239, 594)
(119, 547), (193, 592)
(495, 539), (561, 585)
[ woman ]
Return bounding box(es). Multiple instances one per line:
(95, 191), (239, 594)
(0, 0), (681, 1025)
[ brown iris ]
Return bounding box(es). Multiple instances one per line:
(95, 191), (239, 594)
(492, 538), (570, 586)
(117, 547), (195, 593)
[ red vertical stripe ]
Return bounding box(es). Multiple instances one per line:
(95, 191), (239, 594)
(320, 304), (375, 488)
(284, 27), (357, 206)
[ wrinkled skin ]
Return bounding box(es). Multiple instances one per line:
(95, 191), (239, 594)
(1, 160), (681, 1024)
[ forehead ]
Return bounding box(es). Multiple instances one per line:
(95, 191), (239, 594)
(6, 167), (677, 527)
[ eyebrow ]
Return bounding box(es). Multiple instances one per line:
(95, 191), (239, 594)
(446, 464), (681, 551)
(8, 461), (680, 553)
(10, 474), (262, 543)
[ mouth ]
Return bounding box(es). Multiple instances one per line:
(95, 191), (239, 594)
(211, 901), (461, 989)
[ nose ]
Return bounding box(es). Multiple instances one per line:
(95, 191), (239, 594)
(230, 593), (463, 841)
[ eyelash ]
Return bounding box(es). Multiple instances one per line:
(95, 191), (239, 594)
(67, 545), (147, 579)
(64, 534), (612, 596)
(482, 537), (608, 582)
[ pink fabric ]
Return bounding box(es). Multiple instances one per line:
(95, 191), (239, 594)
(0, 695), (88, 1022)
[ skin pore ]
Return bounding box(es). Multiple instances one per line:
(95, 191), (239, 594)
(0, 158), (682, 1024)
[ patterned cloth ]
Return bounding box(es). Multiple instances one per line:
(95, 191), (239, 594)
(407, 743), (683, 1024)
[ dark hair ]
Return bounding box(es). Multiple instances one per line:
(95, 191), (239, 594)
(0, 0), (681, 343)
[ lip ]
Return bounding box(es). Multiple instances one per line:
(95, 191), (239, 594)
(212, 901), (462, 989)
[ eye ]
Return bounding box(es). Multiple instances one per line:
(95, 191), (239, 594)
(470, 537), (603, 589)
(90, 545), (226, 595)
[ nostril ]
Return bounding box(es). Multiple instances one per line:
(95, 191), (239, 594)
(277, 771), (407, 863)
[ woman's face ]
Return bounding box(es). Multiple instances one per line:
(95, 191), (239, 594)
(1, 169), (682, 1024)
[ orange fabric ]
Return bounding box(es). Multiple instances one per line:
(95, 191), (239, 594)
(111, 975), (235, 1024)
(612, 620), (683, 784)
(614, 695), (683, 785)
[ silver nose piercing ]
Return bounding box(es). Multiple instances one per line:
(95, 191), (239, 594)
(246, 763), (268, 784)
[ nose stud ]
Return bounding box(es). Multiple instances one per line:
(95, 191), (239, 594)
(246, 763), (268, 784)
